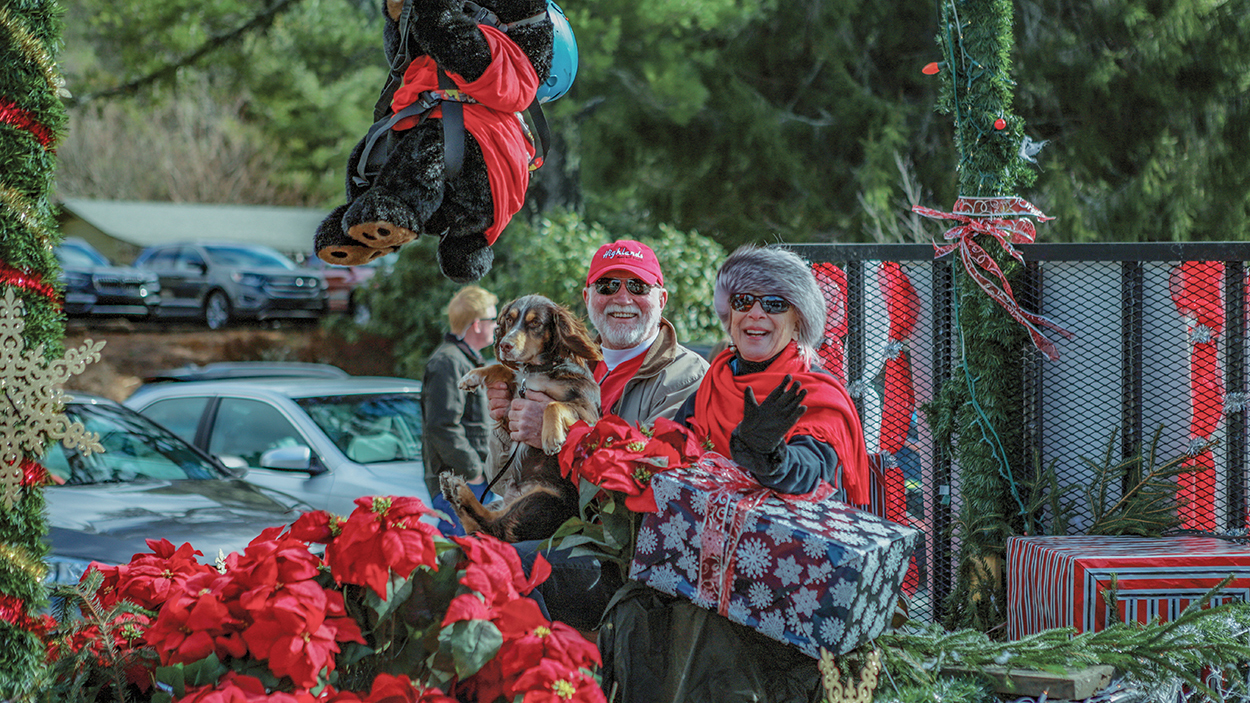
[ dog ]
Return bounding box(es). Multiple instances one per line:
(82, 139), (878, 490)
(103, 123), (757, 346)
(440, 294), (601, 542)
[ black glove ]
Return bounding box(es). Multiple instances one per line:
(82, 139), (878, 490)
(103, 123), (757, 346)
(737, 375), (808, 454)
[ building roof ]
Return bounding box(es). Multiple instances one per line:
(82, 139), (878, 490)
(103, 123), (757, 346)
(58, 199), (329, 257)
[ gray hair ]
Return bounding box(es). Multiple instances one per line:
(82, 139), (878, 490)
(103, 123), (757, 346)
(714, 245), (827, 362)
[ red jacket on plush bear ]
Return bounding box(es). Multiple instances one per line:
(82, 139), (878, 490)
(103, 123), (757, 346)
(391, 24), (538, 245)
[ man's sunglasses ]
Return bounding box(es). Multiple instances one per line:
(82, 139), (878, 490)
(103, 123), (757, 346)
(593, 277), (654, 296)
(730, 293), (792, 314)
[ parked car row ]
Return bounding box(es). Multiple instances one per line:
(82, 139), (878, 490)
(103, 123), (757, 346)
(55, 239), (385, 329)
(48, 367), (433, 585)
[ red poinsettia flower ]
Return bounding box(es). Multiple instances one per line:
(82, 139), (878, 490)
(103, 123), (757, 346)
(240, 580), (364, 689)
(325, 496), (439, 597)
(497, 612), (600, 679)
(173, 671), (321, 703)
(359, 673), (457, 703)
(509, 659), (605, 703)
(90, 538), (214, 610)
(144, 571), (248, 666)
(648, 416), (704, 466)
(452, 534), (550, 606)
(441, 593), (493, 627)
(287, 510), (340, 544)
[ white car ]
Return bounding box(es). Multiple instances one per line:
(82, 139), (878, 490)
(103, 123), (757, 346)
(125, 377), (432, 516)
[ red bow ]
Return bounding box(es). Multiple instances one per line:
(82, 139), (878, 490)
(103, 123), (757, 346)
(914, 196), (1073, 360)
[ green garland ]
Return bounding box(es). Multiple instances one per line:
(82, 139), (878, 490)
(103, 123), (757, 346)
(0, 0), (68, 698)
(924, 0), (1043, 630)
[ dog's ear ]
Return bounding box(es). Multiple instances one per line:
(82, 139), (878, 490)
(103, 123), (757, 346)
(553, 305), (603, 363)
(493, 302), (511, 348)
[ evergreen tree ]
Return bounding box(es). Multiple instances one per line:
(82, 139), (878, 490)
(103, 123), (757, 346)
(0, 0), (68, 696)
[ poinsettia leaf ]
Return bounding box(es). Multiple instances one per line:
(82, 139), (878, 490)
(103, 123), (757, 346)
(371, 569), (416, 623)
(602, 510), (636, 551)
(639, 456), (670, 468)
(578, 477), (601, 510)
(438, 619), (503, 679)
(154, 653), (228, 698)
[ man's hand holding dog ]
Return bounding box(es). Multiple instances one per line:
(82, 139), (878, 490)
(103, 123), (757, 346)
(486, 381), (551, 449)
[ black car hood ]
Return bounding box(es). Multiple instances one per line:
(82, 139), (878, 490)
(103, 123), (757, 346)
(46, 479), (306, 567)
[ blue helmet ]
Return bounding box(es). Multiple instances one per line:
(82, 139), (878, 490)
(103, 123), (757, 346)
(536, 1), (577, 103)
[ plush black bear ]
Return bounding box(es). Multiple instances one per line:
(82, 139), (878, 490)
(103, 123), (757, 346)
(315, 0), (553, 282)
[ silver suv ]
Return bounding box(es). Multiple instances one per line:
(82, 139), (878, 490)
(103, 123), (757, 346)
(125, 376), (431, 515)
(133, 242), (326, 329)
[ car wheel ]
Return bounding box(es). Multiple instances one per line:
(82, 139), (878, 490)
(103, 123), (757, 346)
(204, 291), (231, 330)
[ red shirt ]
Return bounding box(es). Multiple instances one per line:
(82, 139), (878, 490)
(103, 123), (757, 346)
(594, 353), (648, 415)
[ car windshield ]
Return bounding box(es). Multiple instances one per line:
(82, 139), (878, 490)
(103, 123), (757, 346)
(45, 403), (226, 485)
(295, 393), (423, 463)
(203, 244), (297, 270)
(56, 245), (110, 268)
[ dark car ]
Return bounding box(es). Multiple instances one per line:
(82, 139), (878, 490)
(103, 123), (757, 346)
(141, 361), (350, 385)
(44, 394), (309, 585)
(55, 238), (161, 319)
(133, 242), (327, 330)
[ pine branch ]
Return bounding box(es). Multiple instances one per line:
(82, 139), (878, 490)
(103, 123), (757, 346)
(879, 577), (1250, 698)
(69, 0), (307, 106)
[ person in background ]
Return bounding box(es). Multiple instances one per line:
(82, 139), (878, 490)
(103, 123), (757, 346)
(422, 285), (498, 535)
(487, 239), (709, 631)
(600, 245), (871, 703)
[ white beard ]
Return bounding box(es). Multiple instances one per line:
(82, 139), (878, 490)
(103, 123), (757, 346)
(591, 302), (661, 349)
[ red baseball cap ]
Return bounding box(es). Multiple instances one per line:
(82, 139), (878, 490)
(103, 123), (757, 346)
(586, 240), (664, 287)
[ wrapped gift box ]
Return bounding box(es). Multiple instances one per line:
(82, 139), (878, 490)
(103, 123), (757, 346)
(1007, 535), (1250, 639)
(629, 456), (919, 657)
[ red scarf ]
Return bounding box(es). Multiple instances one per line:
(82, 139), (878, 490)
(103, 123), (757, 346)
(690, 342), (869, 504)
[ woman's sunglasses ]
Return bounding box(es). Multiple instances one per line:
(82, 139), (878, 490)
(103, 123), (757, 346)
(730, 293), (792, 314)
(593, 277), (654, 296)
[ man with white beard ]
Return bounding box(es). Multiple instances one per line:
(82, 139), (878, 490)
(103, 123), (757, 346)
(485, 239), (708, 632)
(488, 238), (708, 443)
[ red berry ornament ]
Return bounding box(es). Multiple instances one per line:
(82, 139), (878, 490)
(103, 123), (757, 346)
(994, 118), (1007, 130)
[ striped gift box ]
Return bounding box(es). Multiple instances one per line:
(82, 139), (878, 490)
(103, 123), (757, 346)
(1007, 535), (1250, 639)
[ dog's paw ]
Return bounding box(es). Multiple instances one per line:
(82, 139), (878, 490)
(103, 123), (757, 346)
(459, 368), (486, 393)
(541, 424), (568, 456)
(439, 471), (467, 507)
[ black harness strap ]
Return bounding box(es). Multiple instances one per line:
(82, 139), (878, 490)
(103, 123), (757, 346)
(439, 68), (466, 180)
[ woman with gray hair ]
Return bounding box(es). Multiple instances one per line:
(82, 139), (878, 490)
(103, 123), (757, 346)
(674, 244), (869, 502)
(600, 245), (871, 703)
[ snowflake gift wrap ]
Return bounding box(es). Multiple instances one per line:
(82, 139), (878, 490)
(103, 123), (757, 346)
(629, 455), (920, 657)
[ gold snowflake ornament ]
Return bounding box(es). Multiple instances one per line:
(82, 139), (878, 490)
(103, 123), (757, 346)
(0, 289), (104, 508)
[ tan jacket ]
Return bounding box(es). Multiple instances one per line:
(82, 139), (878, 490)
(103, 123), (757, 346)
(606, 318), (709, 426)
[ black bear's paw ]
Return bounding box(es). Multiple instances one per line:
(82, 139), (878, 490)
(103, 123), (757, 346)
(344, 189), (421, 250)
(438, 233), (494, 283)
(316, 205), (400, 265)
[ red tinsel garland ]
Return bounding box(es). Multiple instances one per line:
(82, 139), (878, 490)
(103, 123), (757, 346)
(20, 457), (52, 487)
(0, 260), (60, 303)
(0, 593), (51, 636)
(0, 96), (54, 148)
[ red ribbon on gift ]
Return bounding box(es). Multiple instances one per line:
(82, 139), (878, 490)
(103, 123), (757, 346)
(695, 456), (834, 616)
(914, 196), (1074, 361)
